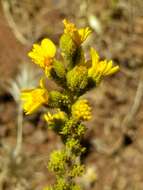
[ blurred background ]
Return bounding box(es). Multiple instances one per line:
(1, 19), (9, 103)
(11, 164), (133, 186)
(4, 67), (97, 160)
(0, 0), (143, 189)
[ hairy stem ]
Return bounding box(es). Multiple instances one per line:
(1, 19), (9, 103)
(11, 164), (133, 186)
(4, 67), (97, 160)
(13, 104), (23, 159)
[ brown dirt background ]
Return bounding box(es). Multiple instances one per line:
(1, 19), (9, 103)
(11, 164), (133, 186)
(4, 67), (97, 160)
(0, 0), (143, 190)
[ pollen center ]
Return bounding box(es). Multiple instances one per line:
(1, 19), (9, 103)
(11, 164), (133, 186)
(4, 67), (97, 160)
(44, 57), (53, 67)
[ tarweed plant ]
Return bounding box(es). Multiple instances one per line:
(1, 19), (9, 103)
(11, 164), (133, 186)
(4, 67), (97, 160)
(21, 19), (119, 190)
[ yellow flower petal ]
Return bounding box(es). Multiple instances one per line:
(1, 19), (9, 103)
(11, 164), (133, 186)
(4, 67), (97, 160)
(88, 48), (99, 77)
(63, 19), (92, 46)
(105, 65), (120, 75)
(78, 27), (92, 43)
(63, 19), (77, 34)
(102, 60), (113, 75)
(90, 48), (99, 67)
(40, 77), (46, 89)
(88, 48), (119, 83)
(41, 38), (56, 57)
(28, 38), (56, 73)
(21, 87), (48, 115)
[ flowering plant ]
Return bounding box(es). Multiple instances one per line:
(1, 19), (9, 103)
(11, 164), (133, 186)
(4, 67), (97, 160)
(21, 19), (119, 190)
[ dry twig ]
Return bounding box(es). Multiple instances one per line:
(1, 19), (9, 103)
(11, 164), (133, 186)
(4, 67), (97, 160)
(1, 0), (30, 45)
(122, 69), (143, 129)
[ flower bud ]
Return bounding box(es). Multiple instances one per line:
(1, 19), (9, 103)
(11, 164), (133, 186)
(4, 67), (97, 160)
(66, 66), (88, 92)
(72, 99), (92, 121)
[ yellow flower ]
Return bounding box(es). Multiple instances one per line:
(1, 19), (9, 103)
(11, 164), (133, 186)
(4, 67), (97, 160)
(72, 99), (92, 121)
(44, 110), (67, 124)
(21, 80), (49, 115)
(28, 38), (56, 76)
(88, 48), (119, 84)
(63, 19), (92, 46)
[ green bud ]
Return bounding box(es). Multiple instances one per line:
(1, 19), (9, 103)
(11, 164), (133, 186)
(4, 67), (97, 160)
(48, 91), (71, 108)
(76, 124), (86, 137)
(74, 47), (85, 66)
(66, 138), (80, 151)
(60, 33), (77, 69)
(43, 186), (53, 190)
(48, 150), (67, 174)
(48, 91), (63, 107)
(66, 138), (85, 156)
(44, 111), (68, 132)
(70, 184), (81, 190)
(54, 178), (67, 190)
(53, 60), (66, 79)
(69, 164), (85, 177)
(60, 119), (77, 136)
(66, 66), (88, 92)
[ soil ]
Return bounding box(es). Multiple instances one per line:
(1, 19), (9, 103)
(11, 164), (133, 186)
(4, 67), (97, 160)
(0, 0), (143, 190)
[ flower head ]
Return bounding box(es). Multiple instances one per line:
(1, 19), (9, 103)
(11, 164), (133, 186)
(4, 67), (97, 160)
(28, 38), (56, 76)
(72, 99), (92, 121)
(63, 19), (92, 46)
(21, 79), (48, 115)
(44, 110), (67, 124)
(88, 48), (119, 84)
(66, 65), (88, 92)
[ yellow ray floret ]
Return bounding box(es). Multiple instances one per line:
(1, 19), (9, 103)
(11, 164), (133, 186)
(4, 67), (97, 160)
(88, 48), (119, 84)
(21, 81), (49, 115)
(63, 19), (92, 46)
(28, 38), (56, 76)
